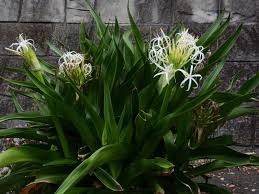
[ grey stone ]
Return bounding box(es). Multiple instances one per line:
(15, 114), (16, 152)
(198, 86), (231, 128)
(67, 0), (95, 10)
(0, 23), (53, 56)
(66, 9), (91, 23)
(219, 62), (259, 91)
(218, 24), (259, 61)
(216, 115), (258, 146)
(96, 0), (135, 23)
(0, 95), (32, 130)
(20, 0), (65, 22)
(50, 23), (80, 54)
(0, 0), (20, 21)
(221, 0), (257, 24)
(0, 96), (15, 116)
(134, 0), (172, 24)
(174, 0), (218, 24)
(0, 56), (25, 95)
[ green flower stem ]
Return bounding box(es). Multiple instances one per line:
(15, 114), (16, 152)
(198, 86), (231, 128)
(24, 47), (45, 83)
(52, 115), (72, 158)
(158, 79), (174, 120)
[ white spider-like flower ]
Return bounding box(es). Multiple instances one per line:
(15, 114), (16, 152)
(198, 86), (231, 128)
(176, 29), (197, 48)
(58, 51), (84, 67)
(59, 51), (92, 86)
(154, 63), (174, 84)
(177, 65), (202, 91)
(5, 34), (36, 55)
(149, 28), (205, 90)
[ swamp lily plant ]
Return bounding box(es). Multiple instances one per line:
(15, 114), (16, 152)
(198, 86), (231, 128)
(0, 1), (259, 194)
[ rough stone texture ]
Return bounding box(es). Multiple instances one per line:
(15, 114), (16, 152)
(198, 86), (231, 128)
(20, 0), (65, 22)
(0, 23), (53, 56)
(216, 116), (257, 146)
(66, 0), (94, 23)
(218, 24), (259, 61)
(67, 0), (95, 10)
(95, 0), (135, 23)
(0, 56), (25, 94)
(66, 9), (91, 23)
(174, 0), (218, 23)
(0, 96), (15, 117)
(221, 0), (257, 24)
(219, 62), (259, 91)
(0, 0), (20, 21)
(134, 0), (172, 24)
(50, 23), (80, 53)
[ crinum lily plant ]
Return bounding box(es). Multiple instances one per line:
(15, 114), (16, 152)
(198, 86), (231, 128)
(0, 1), (258, 194)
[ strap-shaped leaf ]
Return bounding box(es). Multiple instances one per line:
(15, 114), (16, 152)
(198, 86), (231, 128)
(104, 82), (118, 143)
(199, 59), (225, 94)
(124, 157), (174, 183)
(0, 76), (37, 89)
(226, 106), (259, 120)
(11, 91), (24, 112)
(94, 168), (123, 191)
(0, 112), (52, 124)
(220, 92), (258, 116)
(187, 160), (237, 177)
(54, 144), (131, 194)
(190, 146), (259, 165)
(25, 67), (62, 100)
(54, 100), (99, 152)
(47, 42), (63, 56)
(239, 72), (259, 95)
(175, 172), (200, 194)
(127, 5), (144, 51)
(0, 127), (50, 142)
(208, 25), (242, 65)
(198, 183), (232, 194)
(0, 146), (62, 168)
(202, 135), (234, 147)
(197, 14), (230, 48)
(84, 0), (109, 40)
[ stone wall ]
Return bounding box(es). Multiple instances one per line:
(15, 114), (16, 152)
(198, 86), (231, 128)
(0, 0), (258, 146)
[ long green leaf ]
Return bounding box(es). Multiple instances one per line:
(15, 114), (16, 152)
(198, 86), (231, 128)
(239, 72), (259, 95)
(198, 183), (232, 194)
(94, 168), (123, 191)
(208, 25), (242, 65)
(0, 112), (52, 124)
(0, 127), (50, 142)
(104, 82), (118, 143)
(190, 146), (259, 165)
(55, 144), (130, 194)
(0, 146), (62, 168)
(25, 67), (62, 100)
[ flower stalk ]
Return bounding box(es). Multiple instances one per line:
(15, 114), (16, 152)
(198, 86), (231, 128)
(5, 34), (44, 83)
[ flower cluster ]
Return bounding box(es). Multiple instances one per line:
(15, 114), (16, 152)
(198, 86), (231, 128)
(6, 34), (92, 87)
(58, 51), (92, 87)
(149, 29), (205, 91)
(5, 34), (36, 56)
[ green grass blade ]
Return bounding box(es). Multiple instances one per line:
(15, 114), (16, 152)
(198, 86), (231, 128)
(0, 146), (62, 168)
